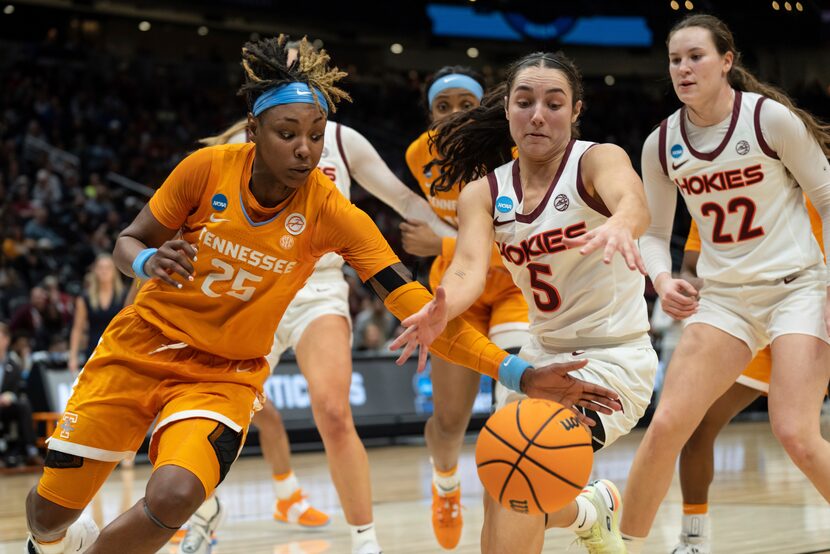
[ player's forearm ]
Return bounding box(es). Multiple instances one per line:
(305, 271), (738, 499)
(609, 190), (651, 238)
(383, 281), (528, 388)
(113, 235), (150, 278)
(440, 258), (487, 321)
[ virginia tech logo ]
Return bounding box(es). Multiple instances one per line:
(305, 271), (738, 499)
(59, 412), (78, 439)
(554, 194), (569, 212)
(735, 140), (750, 155)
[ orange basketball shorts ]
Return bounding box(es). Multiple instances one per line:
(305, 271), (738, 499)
(38, 306), (268, 508)
(736, 346), (771, 394)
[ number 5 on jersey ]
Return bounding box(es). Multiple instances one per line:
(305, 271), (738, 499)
(527, 263), (561, 312)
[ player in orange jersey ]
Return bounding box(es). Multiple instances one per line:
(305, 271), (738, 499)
(672, 205), (824, 554)
(24, 36), (621, 554)
(402, 66), (531, 550)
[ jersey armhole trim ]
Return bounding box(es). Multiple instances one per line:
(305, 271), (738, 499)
(487, 171), (499, 216)
(658, 119), (669, 176)
(754, 97), (780, 160)
(335, 123), (352, 176)
(576, 144), (612, 218)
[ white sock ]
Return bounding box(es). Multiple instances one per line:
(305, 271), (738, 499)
(622, 533), (646, 554)
(681, 512), (710, 538)
(350, 522), (380, 552)
(431, 459), (460, 495)
(28, 536), (65, 554)
(273, 471), (300, 499)
(567, 495), (598, 533)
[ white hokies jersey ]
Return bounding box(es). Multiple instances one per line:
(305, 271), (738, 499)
(312, 122), (353, 272)
(489, 140), (649, 348)
(659, 91), (822, 283)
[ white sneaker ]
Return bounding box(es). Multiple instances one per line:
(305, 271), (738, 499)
(574, 479), (625, 554)
(353, 541), (382, 554)
(671, 534), (711, 554)
(26, 513), (99, 554)
(178, 496), (223, 554)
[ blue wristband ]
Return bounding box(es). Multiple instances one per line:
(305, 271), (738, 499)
(132, 248), (158, 280)
(498, 354), (533, 393)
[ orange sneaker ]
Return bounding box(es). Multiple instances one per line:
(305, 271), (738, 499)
(274, 489), (330, 528)
(431, 485), (462, 550)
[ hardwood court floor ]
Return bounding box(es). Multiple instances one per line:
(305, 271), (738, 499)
(1, 421), (828, 553)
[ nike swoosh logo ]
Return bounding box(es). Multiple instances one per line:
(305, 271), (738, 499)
(356, 526), (372, 534)
(783, 275), (797, 284)
(76, 538), (84, 552)
(235, 364), (253, 372)
(296, 90), (312, 96)
(578, 511), (587, 528)
(494, 217), (515, 226)
(572, 350), (585, 356)
(210, 213), (230, 223)
(671, 160), (688, 170)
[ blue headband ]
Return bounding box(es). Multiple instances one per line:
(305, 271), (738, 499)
(427, 74), (484, 107)
(252, 82), (328, 117)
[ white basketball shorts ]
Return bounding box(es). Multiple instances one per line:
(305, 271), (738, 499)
(495, 335), (657, 450)
(685, 263), (830, 354)
(266, 269), (351, 369)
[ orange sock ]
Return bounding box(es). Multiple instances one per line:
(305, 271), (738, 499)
(683, 502), (708, 515)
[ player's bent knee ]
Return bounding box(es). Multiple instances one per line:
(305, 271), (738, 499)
(146, 470), (206, 527)
(26, 487), (83, 537)
(770, 421), (816, 466)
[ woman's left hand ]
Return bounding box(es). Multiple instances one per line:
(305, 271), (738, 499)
(562, 219), (647, 274)
(388, 287), (449, 372)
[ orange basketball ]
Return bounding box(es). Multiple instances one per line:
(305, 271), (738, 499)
(475, 399), (593, 515)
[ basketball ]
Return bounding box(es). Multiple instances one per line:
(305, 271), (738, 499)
(475, 399), (594, 515)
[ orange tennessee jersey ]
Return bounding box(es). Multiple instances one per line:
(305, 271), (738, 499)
(136, 143), (398, 360)
(685, 197), (824, 255)
(405, 130), (503, 268)
(406, 131), (459, 228)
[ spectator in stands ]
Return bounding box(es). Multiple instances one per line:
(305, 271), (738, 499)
(352, 296), (397, 351)
(0, 322), (42, 467)
(23, 202), (65, 249)
(42, 276), (73, 328)
(9, 286), (64, 351)
(68, 254), (128, 374)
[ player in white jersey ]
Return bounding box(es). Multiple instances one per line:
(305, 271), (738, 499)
(177, 118), (454, 554)
(620, 15), (830, 554)
(391, 51), (657, 554)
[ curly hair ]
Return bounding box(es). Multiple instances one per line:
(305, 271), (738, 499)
(238, 34), (351, 114)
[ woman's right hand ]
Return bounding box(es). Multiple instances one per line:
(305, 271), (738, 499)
(143, 240), (198, 288)
(654, 273), (699, 320)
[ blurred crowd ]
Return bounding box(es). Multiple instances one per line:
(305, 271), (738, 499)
(0, 26), (827, 466)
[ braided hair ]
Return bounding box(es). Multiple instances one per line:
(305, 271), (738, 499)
(238, 34), (350, 114)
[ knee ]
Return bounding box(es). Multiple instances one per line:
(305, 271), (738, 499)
(645, 408), (689, 450)
(145, 472), (205, 527)
(430, 406), (470, 437)
(771, 420), (817, 467)
(312, 397), (354, 439)
(26, 488), (81, 538)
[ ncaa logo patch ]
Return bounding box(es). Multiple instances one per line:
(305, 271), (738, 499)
(496, 196), (514, 213)
(554, 194), (569, 212)
(671, 144), (684, 159)
(211, 193), (228, 211)
(285, 213), (306, 236)
(735, 140), (750, 155)
(279, 235), (295, 250)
